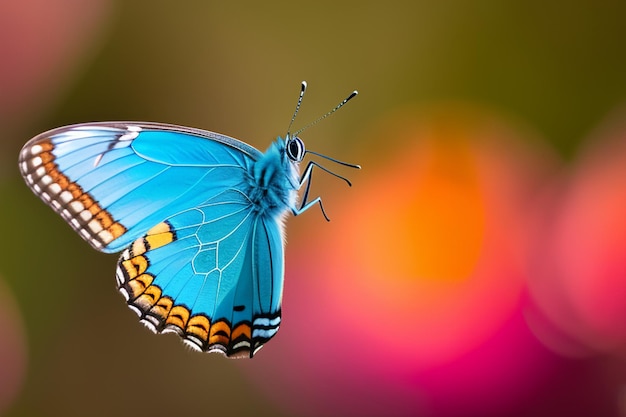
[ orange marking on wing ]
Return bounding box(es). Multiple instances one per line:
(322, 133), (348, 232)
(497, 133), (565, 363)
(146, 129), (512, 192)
(47, 169), (71, 189)
(29, 139), (128, 247)
(73, 191), (91, 208)
(187, 315), (211, 342)
(39, 140), (54, 152)
(148, 296), (173, 321)
(209, 320), (232, 346)
(231, 323), (252, 341)
(66, 183), (82, 199)
(166, 306), (190, 329)
(121, 255), (148, 279)
(134, 285), (162, 310)
(95, 211), (114, 229)
(43, 162), (57, 175)
(109, 222), (126, 239)
(127, 273), (154, 298)
(88, 202), (102, 216)
(39, 151), (55, 165)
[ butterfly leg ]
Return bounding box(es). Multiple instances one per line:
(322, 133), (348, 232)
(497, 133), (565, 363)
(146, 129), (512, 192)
(294, 196), (330, 220)
(292, 160), (352, 220)
(292, 161), (329, 220)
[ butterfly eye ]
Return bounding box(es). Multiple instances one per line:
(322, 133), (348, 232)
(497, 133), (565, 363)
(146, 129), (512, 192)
(286, 137), (305, 162)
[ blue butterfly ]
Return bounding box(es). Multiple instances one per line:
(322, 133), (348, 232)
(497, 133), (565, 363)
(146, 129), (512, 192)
(19, 82), (358, 358)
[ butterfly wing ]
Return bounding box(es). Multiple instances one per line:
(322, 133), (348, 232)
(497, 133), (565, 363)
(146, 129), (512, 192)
(18, 122), (263, 253)
(20, 122), (284, 357)
(116, 189), (283, 358)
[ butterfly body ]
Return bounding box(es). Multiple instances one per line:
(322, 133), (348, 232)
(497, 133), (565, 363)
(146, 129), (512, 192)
(19, 83), (358, 358)
(248, 138), (300, 219)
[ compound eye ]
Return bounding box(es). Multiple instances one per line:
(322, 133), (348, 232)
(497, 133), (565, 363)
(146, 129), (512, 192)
(286, 136), (305, 162)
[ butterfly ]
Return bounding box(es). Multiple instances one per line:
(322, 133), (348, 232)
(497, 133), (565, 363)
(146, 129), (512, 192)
(18, 81), (359, 358)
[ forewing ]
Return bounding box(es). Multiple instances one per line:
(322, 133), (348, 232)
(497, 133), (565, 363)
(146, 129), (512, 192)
(116, 189), (285, 358)
(18, 122), (262, 253)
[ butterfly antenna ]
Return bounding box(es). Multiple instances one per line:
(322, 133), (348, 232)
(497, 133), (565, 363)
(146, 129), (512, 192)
(293, 89), (358, 137)
(287, 81), (308, 136)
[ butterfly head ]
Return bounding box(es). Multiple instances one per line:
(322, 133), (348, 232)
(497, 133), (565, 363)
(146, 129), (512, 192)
(285, 134), (306, 163)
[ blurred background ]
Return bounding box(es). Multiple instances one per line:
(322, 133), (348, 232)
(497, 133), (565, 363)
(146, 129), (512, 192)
(1, 1), (626, 416)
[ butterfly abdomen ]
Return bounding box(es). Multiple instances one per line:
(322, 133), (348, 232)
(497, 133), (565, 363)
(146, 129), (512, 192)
(246, 139), (299, 218)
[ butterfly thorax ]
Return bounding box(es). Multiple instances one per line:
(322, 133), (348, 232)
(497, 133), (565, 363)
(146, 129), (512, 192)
(246, 138), (299, 218)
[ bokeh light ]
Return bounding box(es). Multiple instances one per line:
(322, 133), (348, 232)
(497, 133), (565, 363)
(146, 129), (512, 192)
(528, 109), (626, 357)
(328, 106), (553, 368)
(240, 105), (562, 417)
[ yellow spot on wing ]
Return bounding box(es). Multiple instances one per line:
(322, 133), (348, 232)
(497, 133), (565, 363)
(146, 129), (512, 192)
(145, 233), (174, 250)
(145, 222), (175, 250)
(148, 222), (172, 235)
